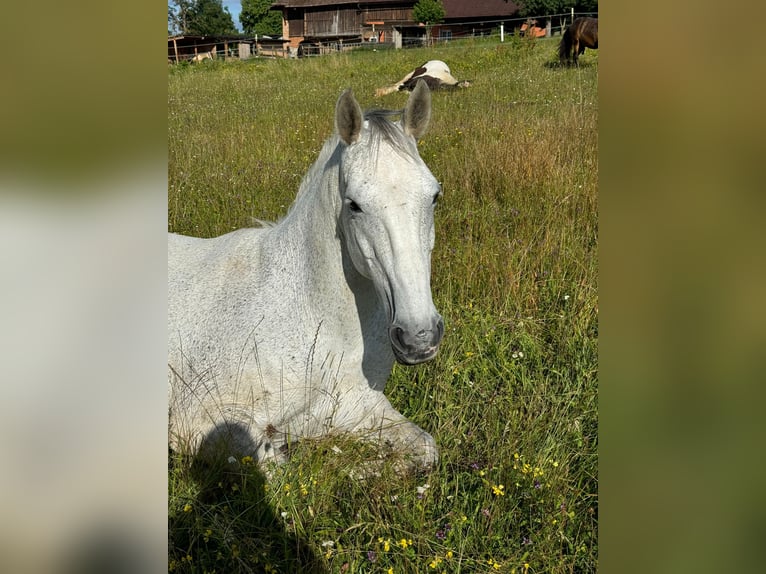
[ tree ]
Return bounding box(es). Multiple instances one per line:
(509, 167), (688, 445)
(240, 0), (283, 37)
(184, 0), (238, 36)
(168, 0), (194, 35)
(412, 0), (445, 26)
(518, 0), (598, 18)
(515, 1), (597, 37)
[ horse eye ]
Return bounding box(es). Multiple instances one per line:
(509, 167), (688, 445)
(348, 200), (362, 213)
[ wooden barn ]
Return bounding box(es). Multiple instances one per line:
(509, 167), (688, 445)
(270, 0), (521, 53)
(271, 0), (416, 51)
(436, 0), (521, 40)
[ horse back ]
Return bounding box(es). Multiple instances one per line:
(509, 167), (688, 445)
(168, 229), (270, 321)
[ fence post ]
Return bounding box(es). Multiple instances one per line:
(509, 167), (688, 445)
(500, 22), (504, 42)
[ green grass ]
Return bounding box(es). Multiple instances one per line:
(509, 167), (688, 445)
(169, 35), (597, 573)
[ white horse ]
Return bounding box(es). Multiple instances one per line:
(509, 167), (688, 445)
(168, 81), (444, 472)
(190, 51), (213, 63)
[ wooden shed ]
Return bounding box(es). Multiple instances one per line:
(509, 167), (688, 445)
(168, 35), (255, 63)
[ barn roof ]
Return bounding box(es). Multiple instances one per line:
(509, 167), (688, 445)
(271, 1), (521, 18)
(441, 0), (520, 20)
(272, 0), (408, 7)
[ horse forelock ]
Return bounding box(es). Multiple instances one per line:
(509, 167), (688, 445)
(362, 109), (420, 163)
(288, 108), (421, 216)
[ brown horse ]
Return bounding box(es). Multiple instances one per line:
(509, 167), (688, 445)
(558, 17), (598, 66)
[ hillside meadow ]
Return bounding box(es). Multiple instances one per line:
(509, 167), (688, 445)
(168, 35), (597, 574)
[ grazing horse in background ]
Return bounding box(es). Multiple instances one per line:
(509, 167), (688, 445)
(559, 17), (598, 66)
(168, 81), (444, 472)
(190, 51), (213, 63)
(376, 60), (471, 97)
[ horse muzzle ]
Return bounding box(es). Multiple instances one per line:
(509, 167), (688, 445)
(389, 316), (444, 365)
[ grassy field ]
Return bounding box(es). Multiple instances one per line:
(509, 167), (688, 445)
(168, 35), (597, 574)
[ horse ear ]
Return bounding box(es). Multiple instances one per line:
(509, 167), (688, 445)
(402, 79), (432, 140)
(335, 88), (364, 145)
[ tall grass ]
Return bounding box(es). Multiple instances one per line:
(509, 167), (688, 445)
(169, 36), (597, 573)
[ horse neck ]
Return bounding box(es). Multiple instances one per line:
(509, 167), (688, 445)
(275, 137), (362, 295)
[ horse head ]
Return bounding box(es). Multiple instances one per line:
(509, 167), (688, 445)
(335, 81), (444, 365)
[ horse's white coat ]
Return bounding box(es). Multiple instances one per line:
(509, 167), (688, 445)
(168, 82), (443, 470)
(190, 52), (213, 63)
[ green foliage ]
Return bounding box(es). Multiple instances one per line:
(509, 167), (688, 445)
(169, 37), (597, 573)
(182, 0), (238, 36)
(168, 0), (194, 35)
(518, 0), (598, 17)
(413, 0), (446, 25)
(240, 0), (283, 37)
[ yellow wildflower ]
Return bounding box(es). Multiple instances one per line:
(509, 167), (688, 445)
(446, 550), (454, 559)
(492, 484), (506, 496)
(182, 503), (192, 513)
